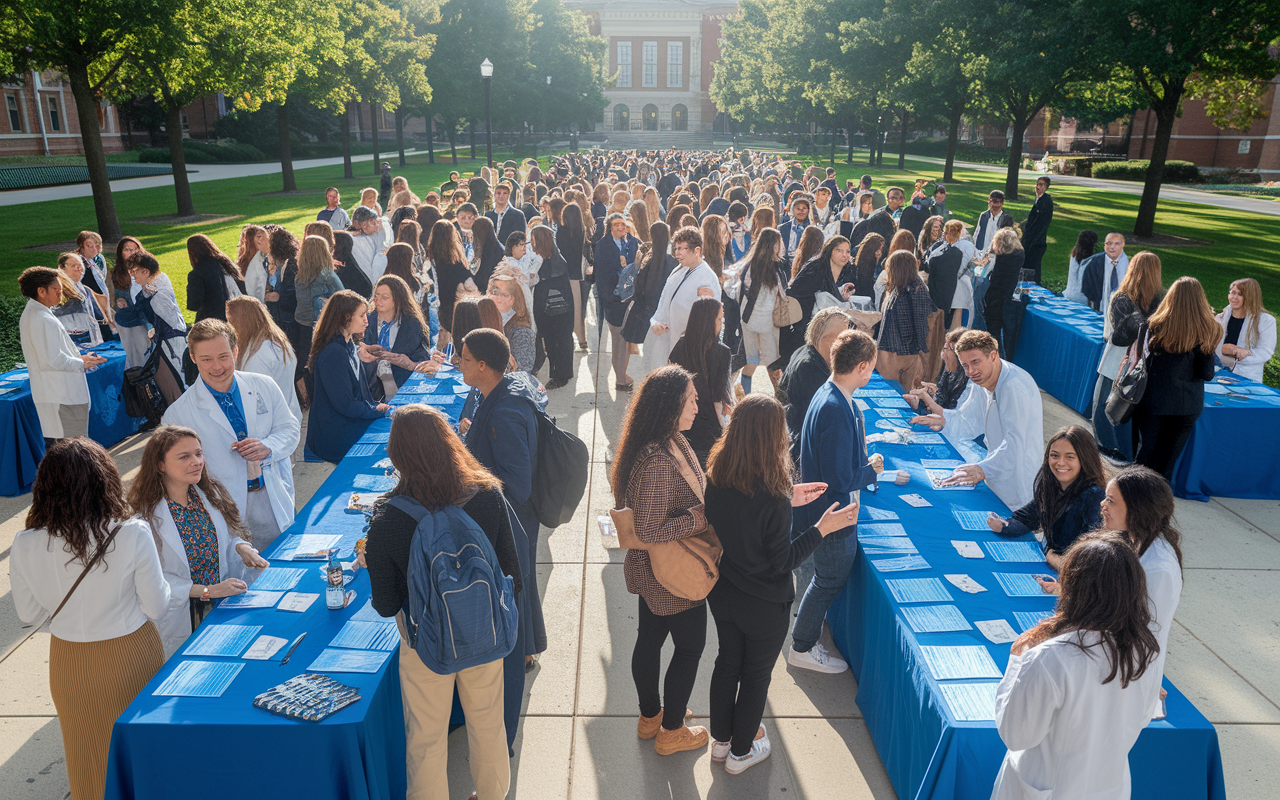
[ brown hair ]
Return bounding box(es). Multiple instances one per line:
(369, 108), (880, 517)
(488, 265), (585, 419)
(610, 364), (695, 507)
(416, 206), (442, 248)
(427, 219), (467, 267)
(385, 405), (502, 509)
(186, 233), (242, 280)
(1034, 426), (1108, 541)
(1229, 277), (1271, 350)
(26, 438), (130, 566)
(672, 225), (703, 252)
(303, 222), (336, 249)
(889, 229), (916, 256)
(706, 395), (793, 500)
(791, 226), (825, 279)
(374, 274), (428, 333)
(955, 329), (999, 357)
(308, 289), (368, 370)
(1148, 277), (1220, 355)
(667, 204), (691, 228)
(76, 230), (103, 250)
(297, 235), (334, 287)
(227, 295), (294, 367)
(19, 266), (62, 299)
(488, 273), (531, 330)
(1110, 465), (1183, 569)
(235, 224), (267, 274)
(384, 242), (421, 295)
(831, 328), (876, 375)
(112, 236), (145, 290)
(885, 250), (921, 293)
(530, 225), (557, 260)
(628, 200), (652, 244)
(854, 232), (885, 290)
(1117, 251), (1164, 315)
(187, 317), (237, 353)
(700, 215), (729, 278)
(128, 425), (250, 542)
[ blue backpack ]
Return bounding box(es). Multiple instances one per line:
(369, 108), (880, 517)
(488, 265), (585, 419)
(387, 496), (518, 675)
(617, 262), (638, 303)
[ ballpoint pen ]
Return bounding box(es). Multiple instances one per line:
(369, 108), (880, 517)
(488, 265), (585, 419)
(279, 632), (306, 665)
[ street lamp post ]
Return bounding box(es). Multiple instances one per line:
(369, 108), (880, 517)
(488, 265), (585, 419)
(481, 58), (494, 168)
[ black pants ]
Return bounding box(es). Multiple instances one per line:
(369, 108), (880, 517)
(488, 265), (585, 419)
(1132, 406), (1199, 481)
(537, 311), (575, 382)
(707, 580), (791, 756)
(632, 596), (706, 731)
(1024, 243), (1047, 284)
(293, 324), (314, 402)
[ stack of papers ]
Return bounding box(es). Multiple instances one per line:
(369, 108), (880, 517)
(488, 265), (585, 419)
(352, 474), (398, 492)
(273, 534), (342, 561)
(349, 600), (392, 623)
(939, 682), (1000, 721)
(356, 431), (391, 444)
(1014, 610), (1055, 632)
(871, 555), (931, 572)
(919, 645), (1003, 680)
(886, 578), (953, 604)
(330, 620), (400, 651)
(901, 605), (971, 633)
(183, 624), (263, 657)
(984, 541), (1045, 563)
(861, 506), (899, 522)
(251, 567), (306, 592)
(860, 537), (917, 556)
(952, 510), (993, 531)
(859, 522), (907, 537)
(307, 648), (394, 674)
(218, 591), (285, 609)
(993, 572), (1048, 597)
(154, 661), (245, 697)
(346, 444), (381, 457)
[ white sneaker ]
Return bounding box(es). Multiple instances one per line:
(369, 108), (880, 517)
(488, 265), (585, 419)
(725, 736), (772, 774)
(787, 642), (848, 674)
(710, 740), (731, 762)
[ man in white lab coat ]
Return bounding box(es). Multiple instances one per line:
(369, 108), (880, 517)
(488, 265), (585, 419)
(163, 319), (299, 552)
(18, 267), (106, 445)
(910, 329), (1042, 509)
(649, 226), (721, 366)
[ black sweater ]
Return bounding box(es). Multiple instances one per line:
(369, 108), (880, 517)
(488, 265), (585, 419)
(1000, 483), (1105, 555)
(704, 484), (822, 603)
(364, 487), (523, 618)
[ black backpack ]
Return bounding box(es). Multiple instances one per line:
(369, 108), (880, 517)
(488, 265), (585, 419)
(121, 340), (185, 425)
(528, 404), (589, 528)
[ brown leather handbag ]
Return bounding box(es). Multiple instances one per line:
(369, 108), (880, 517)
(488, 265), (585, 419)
(609, 440), (722, 601)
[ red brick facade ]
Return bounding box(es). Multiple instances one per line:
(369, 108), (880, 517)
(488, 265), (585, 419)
(0, 71), (125, 156)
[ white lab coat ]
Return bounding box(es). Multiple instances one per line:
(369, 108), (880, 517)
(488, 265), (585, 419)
(243, 252), (271, 302)
(351, 229), (389, 287)
(145, 489), (252, 657)
(649, 260), (721, 364)
(141, 272), (189, 381)
(162, 371), (299, 536)
(1063, 257), (1088, 306)
(991, 630), (1162, 800)
(1140, 537), (1182, 720)
(1214, 308), (1277, 383)
(942, 359), (1043, 510)
(240, 340), (301, 423)
(19, 299), (89, 439)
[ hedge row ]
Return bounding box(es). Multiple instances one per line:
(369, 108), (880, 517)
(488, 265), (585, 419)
(138, 140), (268, 164)
(1091, 159), (1200, 182)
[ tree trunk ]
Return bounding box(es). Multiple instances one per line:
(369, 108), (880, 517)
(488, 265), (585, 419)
(165, 101), (195, 216)
(944, 102), (963, 183)
(469, 119), (476, 159)
(122, 107), (135, 150)
(846, 115), (855, 163)
(448, 124), (458, 165)
(1134, 94), (1182, 238)
(897, 108), (909, 170)
(371, 105), (380, 175)
(395, 107), (406, 166)
(1004, 115), (1029, 200)
(278, 101), (296, 192)
(66, 63), (121, 240)
(830, 124), (837, 165)
(341, 104), (353, 180)
(1120, 114), (1136, 158)
(876, 124), (884, 167)
(867, 114), (878, 166)
(426, 108), (435, 163)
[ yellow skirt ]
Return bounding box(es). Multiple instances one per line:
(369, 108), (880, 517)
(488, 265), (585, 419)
(49, 621), (164, 800)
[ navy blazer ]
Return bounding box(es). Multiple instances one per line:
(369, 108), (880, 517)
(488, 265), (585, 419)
(777, 219), (811, 258)
(465, 375), (539, 507)
(486, 205), (527, 248)
(366, 312), (431, 393)
(306, 337), (384, 463)
(593, 233), (640, 327)
(794, 381), (878, 535)
(1022, 192), (1054, 248)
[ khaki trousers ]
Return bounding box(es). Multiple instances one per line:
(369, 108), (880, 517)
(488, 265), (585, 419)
(876, 349), (923, 391)
(399, 639), (510, 800)
(920, 310), (947, 387)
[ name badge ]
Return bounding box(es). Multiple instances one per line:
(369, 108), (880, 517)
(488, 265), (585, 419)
(256, 394), (269, 415)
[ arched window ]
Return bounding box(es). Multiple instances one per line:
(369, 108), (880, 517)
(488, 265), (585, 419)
(672, 104), (687, 131)
(613, 104), (629, 131)
(643, 104), (658, 131)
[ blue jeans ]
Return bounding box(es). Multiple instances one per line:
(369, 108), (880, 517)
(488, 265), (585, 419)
(1092, 374), (1133, 460)
(971, 276), (990, 332)
(791, 527), (858, 653)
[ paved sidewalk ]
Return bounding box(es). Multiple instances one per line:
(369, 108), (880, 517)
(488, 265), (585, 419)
(1, 328), (1278, 799)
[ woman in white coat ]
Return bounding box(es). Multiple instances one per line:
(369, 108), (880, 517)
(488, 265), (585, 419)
(1215, 278), (1276, 383)
(127, 252), (189, 386)
(227, 295), (302, 421)
(129, 425), (268, 656)
(18, 267), (103, 443)
(993, 531), (1162, 800)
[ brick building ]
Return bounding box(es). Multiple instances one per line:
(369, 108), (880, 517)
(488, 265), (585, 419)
(1, 71), (126, 157)
(564, 0), (738, 134)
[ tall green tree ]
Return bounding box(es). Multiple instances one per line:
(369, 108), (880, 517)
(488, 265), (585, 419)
(272, 0), (346, 192)
(2, 0), (168, 239)
(901, 0), (983, 181)
(528, 0), (608, 133)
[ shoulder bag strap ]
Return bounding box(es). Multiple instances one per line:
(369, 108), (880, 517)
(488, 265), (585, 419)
(0, 524), (122, 666)
(665, 438), (705, 505)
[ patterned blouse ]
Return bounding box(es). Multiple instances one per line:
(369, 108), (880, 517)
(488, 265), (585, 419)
(623, 435), (707, 616)
(167, 488), (220, 587)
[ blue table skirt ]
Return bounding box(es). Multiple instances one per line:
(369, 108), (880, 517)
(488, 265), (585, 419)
(1011, 294), (1105, 416)
(823, 374), (1226, 800)
(105, 370), (468, 800)
(1173, 371), (1280, 501)
(0, 341), (140, 496)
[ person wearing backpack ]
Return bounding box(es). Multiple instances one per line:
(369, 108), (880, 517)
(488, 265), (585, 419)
(364, 404), (524, 800)
(460, 329), (548, 669)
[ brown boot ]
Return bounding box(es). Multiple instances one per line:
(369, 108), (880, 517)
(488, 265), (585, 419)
(654, 723), (709, 755)
(637, 710), (662, 739)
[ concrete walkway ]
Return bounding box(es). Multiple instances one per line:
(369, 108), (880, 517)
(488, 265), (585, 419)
(1, 325), (1278, 799)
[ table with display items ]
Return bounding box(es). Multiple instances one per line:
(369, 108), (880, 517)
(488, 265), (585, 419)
(822, 374), (1226, 800)
(104, 368), (468, 800)
(1172, 370), (1280, 501)
(1010, 285), (1106, 416)
(0, 340), (141, 496)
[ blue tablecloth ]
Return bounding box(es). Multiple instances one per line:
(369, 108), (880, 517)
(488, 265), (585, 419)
(1011, 287), (1106, 415)
(105, 369), (468, 800)
(825, 374), (1226, 800)
(1172, 371), (1280, 501)
(0, 341), (141, 496)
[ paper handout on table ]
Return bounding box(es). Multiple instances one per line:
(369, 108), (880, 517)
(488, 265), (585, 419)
(273, 533), (342, 561)
(307, 648), (394, 674)
(984, 541), (1045, 563)
(875, 408), (907, 418)
(861, 506), (899, 522)
(861, 537), (918, 556)
(243, 635), (289, 660)
(952, 510), (994, 531)
(395, 382), (441, 394)
(886, 577), (953, 604)
(356, 431), (390, 444)
(900, 494), (933, 508)
(350, 599), (392, 623)
(856, 389), (902, 397)
(921, 459), (963, 470)
(927, 469), (975, 491)
(330, 620), (400, 651)
(250, 567), (306, 592)
(218, 591), (285, 609)
(183, 624), (263, 657)
(277, 592), (320, 613)
(901, 605), (971, 633)
(859, 522), (907, 537)
(974, 619), (1019, 644)
(154, 660), (245, 697)
(944, 574), (987, 594)
(871, 555), (931, 572)
(939, 682), (999, 721)
(994, 572), (1049, 597)
(872, 397), (912, 409)
(346, 444), (380, 458)
(1014, 610), (1055, 632)
(352, 474), (398, 492)
(911, 433), (946, 444)
(919, 645), (1003, 680)
(951, 541), (985, 559)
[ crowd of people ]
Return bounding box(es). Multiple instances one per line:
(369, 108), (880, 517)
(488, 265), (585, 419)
(9, 147), (1276, 799)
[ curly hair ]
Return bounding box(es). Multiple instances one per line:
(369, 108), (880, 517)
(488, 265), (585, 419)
(611, 365), (694, 507)
(26, 438), (130, 567)
(128, 425), (251, 543)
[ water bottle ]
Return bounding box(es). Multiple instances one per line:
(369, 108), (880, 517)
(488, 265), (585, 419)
(325, 550), (345, 610)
